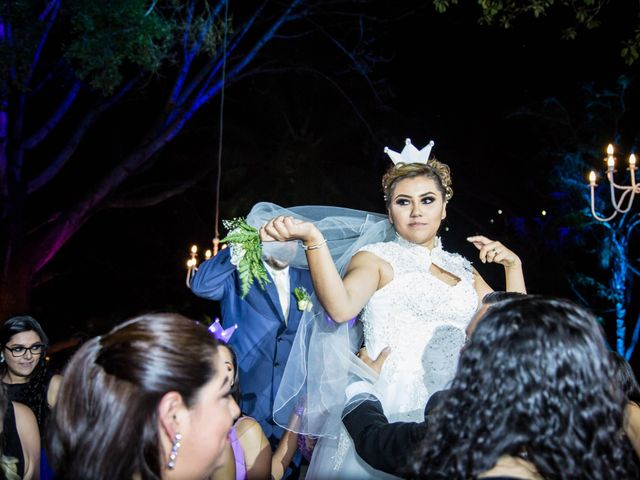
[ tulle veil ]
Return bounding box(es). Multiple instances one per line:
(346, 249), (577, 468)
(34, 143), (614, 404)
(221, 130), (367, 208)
(245, 202), (396, 440)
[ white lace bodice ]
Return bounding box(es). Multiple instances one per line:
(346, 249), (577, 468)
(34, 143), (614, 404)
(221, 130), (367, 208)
(358, 236), (478, 421)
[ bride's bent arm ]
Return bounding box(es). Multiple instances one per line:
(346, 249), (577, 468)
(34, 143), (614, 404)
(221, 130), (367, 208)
(467, 235), (527, 298)
(261, 216), (380, 322)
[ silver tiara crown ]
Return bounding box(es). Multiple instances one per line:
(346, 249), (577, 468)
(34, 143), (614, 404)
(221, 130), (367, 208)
(384, 138), (435, 165)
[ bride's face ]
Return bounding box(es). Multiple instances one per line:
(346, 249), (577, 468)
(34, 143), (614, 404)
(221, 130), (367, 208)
(387, 176), (446, 248)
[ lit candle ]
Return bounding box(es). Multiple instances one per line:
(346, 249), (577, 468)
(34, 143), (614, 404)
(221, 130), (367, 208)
(589, 171), (596, 186)
(186, 258), (196, 288)
(205, 249), (212, 260)
(630, 153), (636, 168)
(607, 144), (615, 169)
(191, 245), (198, 254)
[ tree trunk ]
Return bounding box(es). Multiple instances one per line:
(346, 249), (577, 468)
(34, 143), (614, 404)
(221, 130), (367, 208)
(0, 252), (35, 321)
(611, 234), (628, 356)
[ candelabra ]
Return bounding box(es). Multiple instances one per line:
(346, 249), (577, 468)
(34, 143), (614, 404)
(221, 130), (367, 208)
(185, 239), (227, 288)
(588, 144), (638, 222)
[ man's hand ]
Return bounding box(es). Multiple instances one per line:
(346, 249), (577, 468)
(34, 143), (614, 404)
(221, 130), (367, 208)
(356, 346), (391, 375)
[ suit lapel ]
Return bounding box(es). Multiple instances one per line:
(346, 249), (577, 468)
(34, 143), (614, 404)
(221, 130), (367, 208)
(286, 268), (302, 328)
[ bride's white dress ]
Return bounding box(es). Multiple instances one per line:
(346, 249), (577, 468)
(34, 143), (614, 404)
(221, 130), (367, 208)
(306, 236), (479, 479)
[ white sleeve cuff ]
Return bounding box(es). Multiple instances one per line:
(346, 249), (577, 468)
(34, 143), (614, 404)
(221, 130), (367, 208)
(345, 380), (377, 402)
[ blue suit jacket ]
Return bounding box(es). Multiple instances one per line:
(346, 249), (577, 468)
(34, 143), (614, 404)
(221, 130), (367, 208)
(190, 248), (313, 440)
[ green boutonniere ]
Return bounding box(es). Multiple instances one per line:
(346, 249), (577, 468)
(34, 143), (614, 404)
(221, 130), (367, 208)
(294, 287), (313, 312)
(220, 217), (270, 298)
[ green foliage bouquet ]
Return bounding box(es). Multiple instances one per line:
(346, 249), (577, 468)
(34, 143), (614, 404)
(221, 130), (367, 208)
(220, 218), (270, 298)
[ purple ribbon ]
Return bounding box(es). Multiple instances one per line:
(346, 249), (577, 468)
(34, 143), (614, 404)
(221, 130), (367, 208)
(325, 314), (357, 328)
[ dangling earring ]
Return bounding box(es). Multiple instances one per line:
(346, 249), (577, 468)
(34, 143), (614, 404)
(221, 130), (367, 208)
(167, 433), (182, 470)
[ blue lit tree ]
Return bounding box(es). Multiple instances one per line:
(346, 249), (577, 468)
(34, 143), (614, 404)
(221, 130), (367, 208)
(0, 0), (385, 318)
(431, 0), (640, 365)
(508, 77), (640, 360)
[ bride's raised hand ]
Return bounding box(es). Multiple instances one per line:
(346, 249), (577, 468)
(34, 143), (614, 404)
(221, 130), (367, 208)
(260, 216), (322, 244)
(467, 235), (521, 268)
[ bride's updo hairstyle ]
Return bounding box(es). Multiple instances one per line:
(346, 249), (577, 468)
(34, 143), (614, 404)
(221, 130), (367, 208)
(382, 160), (453, 208)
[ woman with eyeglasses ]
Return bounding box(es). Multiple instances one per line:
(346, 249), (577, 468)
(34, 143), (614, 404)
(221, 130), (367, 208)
(0, 315), (62, 479)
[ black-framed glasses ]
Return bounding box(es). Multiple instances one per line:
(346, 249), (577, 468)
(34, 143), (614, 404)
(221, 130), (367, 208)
(4, 343), (46, 357)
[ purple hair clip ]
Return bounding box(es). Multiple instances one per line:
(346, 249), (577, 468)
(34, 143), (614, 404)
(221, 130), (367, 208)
(208, 318), (238, 344)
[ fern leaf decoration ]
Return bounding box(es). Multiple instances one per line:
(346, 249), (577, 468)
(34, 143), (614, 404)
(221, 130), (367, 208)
(220, 217), (270, 298)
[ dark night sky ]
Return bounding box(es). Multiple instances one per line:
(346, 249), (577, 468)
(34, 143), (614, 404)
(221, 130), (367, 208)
(30, 3), (639, 366)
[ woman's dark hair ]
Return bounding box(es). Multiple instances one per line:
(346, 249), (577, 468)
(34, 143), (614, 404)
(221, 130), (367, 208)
(0, 383), (8, 472)
(0, 316), (51, 426)
(481, 290), (526, 305)
(47, 313), (221, 480)
(610, 350), (640, 404)
(220, 343), (241, 406)
(411, 296), (637, 479)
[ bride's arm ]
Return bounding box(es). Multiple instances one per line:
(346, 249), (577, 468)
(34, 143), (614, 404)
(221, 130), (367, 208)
(467, 235), (526, 295)
(261, 216), (380, 322)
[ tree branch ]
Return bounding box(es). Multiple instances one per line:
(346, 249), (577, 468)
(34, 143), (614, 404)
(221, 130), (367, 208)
(24, 0), (61, 89)
(27, 79), (137, 194)
(160, 0), (294, 143)
(200, 0), (304, 103)
(104, 168), (211, 209)
(22, 80), (82, 150)
(173, 1), (268, 115)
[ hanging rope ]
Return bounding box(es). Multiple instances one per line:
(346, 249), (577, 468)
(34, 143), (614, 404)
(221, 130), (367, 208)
(213, 0), (229, 255)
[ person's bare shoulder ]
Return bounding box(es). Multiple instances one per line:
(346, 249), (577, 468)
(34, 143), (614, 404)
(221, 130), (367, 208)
(13, 401), (37, 425)
(12, 401), (40, 480)
(235, 417), (266, 439)
(47, 374), (63, 408)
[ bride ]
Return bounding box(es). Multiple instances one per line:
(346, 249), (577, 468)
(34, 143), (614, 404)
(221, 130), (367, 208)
(258, 139), (526, 478)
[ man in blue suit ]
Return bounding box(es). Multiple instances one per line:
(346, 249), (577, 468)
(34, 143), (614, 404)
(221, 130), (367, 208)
(190, 238), (313, 448)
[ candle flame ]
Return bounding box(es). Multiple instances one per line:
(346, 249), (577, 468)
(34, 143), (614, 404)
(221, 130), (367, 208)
(205, 249), (212, 259)
(607, 144), (614, 155)
(190, 245), (198, 254)
(630, 154), (636, 166)
(589, 171), (596, 184)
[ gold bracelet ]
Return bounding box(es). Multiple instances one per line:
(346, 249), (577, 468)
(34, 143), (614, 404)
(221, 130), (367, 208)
(302, 238), (327, 251)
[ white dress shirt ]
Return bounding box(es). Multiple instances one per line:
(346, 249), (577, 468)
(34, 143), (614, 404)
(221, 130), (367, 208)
(263, 262), (291, 324)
